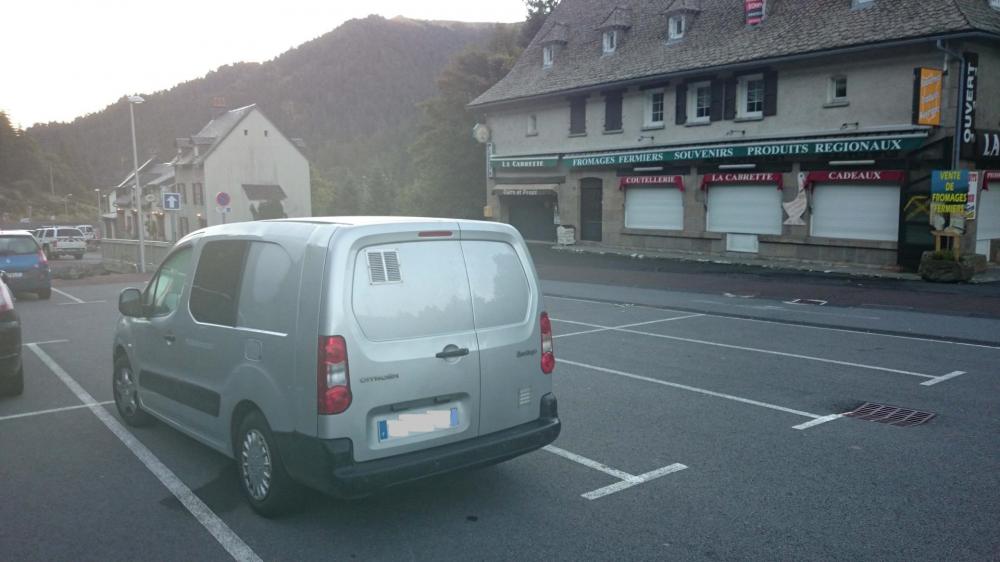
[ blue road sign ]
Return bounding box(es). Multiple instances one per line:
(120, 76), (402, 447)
(162, 192), (181, 211)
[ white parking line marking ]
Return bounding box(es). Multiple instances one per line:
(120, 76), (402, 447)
(582, 464), (689, 500)
(57, 300), (107, 306)
(543, 445), (688, 500)
(547, 294), (1000, 350)
(25, 344), (262, 562)
(553, 314), (704, 339)
(792, 414), (844, 430)
(50, 287), (85, 304)
(0, 401), (114, 422)
(920, 370), (967, 387)
(560, 358), (822, 420)
(554, 318), (941, 380)
(22, 339), (70, 346)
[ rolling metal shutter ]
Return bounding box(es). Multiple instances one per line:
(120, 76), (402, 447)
(625, 187), (683, 230)
(810, 183), (899, 242)
(707, 184), (782, 235)
(976, 187), (1000, 241)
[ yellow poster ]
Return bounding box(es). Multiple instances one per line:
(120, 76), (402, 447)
(917, 68), (943, 127)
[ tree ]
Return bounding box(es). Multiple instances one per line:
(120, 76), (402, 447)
(519, 0), (559, 48)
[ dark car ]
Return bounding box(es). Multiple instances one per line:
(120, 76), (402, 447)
(0, 230), (51, 299)
(0, 273), (22, 396)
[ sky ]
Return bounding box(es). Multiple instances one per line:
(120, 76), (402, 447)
(2, 0), (526, 128)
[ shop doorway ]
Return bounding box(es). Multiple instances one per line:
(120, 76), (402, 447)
(898, 173), (933, 270)
(507, 196), (556, 242)
(580, 178), (603, 242)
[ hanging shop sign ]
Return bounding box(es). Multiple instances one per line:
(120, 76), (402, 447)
(979, 170), (1000, 191)
(802, 170), (905, 190)
(618, 175), (686, 191)
(700, 172), (783, 190)
(566, 135), (926, 168)
(912, 67), (943, 127)
(930, 170), (978, 219)
(959, 52), (979, 159)
(975, 130), (1000, 163)
(490, 156), (560, 169)
(745, 0), (766, 25)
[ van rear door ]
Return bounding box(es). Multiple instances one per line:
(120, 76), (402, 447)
(459, 226), (543, 435)
(344, 235), (481, 462)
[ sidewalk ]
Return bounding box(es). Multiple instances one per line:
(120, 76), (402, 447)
(548, 242), (1000, 283)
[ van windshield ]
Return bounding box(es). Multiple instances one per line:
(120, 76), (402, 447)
(0, 236), (40, 255)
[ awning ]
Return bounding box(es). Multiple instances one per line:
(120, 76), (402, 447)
(803, 170), (905, 190)
(982, 171), (1000, 191)
(619, 175), (685, 191)
(700, 172), (783, 190)
(492, 184), (559, 196)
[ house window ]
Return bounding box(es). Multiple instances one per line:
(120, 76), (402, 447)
(527, 114), (538, 136)
(193, 183), (204, 206)
(264, 130), (268, 137)
(604, 91), (623, 132)
(852, 0), (874, 8)
(830, 75), (848, 102)
(569, 96), (587, 135)
(646, 90), (665, 127)
(543, 45), (554, 68)
(668, 15), (685, 40)
(739, 74), (766, 118)
(178, 183), (187, 204)
(603, 30), (617, 54)
(688, 81), (711, 123)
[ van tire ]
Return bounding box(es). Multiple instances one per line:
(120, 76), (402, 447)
(37, 288), (51, 300)
(0, 366), (24, 396)
(113, 355), (153, 426)
(235, 410), (298, 517)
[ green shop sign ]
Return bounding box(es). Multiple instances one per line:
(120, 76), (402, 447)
(567, 136), (926, 168)
(491, 157), (560, 169)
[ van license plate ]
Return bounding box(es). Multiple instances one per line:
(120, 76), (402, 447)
(377, 407), (459, 442)
(7, 272), (23, 278)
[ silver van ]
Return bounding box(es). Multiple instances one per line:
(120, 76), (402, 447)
(113, 217), (560, 515)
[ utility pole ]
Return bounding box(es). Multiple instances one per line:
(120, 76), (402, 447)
(49, 165), (55, 196)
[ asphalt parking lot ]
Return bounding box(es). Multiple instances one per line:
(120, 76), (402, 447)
(2, 278), (998, 561)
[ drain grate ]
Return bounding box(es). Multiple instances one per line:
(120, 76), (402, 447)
(844, 402), (935, 427)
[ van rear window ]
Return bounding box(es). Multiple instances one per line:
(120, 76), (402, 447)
(352, 241), (474, 341)
(462, 241), (531, 329)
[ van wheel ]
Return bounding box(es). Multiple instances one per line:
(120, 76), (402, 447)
(37, 288), (51, 300)
(0, 366), (23, 396)
(236, 411), (297, 517)
(113, 355), (153, 426)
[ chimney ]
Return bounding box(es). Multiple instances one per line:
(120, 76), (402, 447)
(211, 96), (228, 118)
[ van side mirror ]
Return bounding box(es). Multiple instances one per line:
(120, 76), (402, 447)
(118, 288), (144, 317)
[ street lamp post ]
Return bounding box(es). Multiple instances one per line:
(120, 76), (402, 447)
(127, 95), (146, 273)
(63, 194), (72, 217)
(94, 188), (102, 239)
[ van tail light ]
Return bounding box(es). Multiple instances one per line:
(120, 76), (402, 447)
(540, 312), (555, 374)
(318, 336), (352, 415)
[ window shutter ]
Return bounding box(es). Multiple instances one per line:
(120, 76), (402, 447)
(763, 70), (778, 116)
(710, 79), (724, 121)
(675, 83), (687, 125)
(604, 91), (623, 131)
(723, 77), (738, 120)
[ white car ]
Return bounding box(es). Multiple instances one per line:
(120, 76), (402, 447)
(76, 225), (100, 246)
(36, 227), (87, 260)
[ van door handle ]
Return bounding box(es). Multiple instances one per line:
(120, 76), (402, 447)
(435, 346), (469, 359)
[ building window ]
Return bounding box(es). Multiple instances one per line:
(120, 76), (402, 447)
(602, 30), (617, 54)
(570, 96), (587, 135)
(668, 15), (685, 40)
(739, 74), (765, 118)
(688, 81), (711, 123)
(527, 114), (538, 136)
(178, 183), (187, 204)
(543, 45), (554, 68)
(193, 183), (204, 206)
(645, 90), (665, 127)
(264, 130), (268, 137)
(852, 0), (874, 8)
(243, 129), (248, 136)
(829, 75), (848, 102)
(604, 91), (623, 132)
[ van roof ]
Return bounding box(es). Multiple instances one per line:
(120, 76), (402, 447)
(0, 230), (35, 237)
(278, 216), (463, 226)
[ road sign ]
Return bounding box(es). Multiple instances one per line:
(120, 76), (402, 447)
(162, 192), (181, 211)
(215, 191), (231, 207)
(216, 206), (232, 214)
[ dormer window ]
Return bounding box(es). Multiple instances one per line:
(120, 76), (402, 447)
(852, 0), (874, 8)
(603, 30), (618, 54)
(539, 22), (569, 69)
(668, 15), (686, 40)
(543, 45), (554, 68)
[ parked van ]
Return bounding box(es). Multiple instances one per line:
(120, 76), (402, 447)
(113, 217), (560, 515)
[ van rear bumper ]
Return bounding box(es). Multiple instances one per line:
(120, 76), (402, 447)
(276, 393), (561, 498)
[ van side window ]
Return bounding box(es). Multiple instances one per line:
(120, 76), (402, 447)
(462, 241), (531, 328)
(190, 240), (249, 326)
(236, 242), (294, 334)
(143, 247), (192, 317)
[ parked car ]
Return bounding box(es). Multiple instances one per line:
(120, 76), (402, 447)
(35, 227), (87, 260)
(0, 230), (51, 299)
(0, 272), (23, 396)
(113, 217), (560, 515)
(76, 225), (100, 248)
